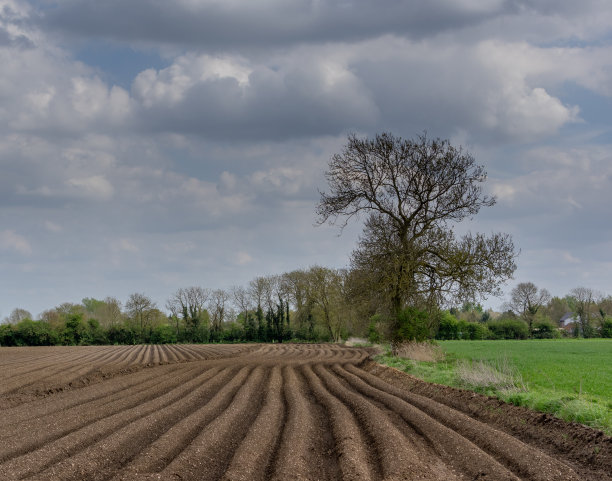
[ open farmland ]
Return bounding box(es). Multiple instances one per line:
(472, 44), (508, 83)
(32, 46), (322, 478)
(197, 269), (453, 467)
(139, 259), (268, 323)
(377, 339), (612, 434)
(0, 344), (610, 480)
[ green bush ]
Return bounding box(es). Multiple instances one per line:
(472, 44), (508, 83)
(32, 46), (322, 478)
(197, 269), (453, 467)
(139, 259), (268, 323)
(151, 324), (177, 344)
(532, 319), (561, 339)
(601, 319), (612, 338)
(486, 318), (529, 339)
(15, 319), (60, 346)
(107, 325), (138, 344)
(368, 315), (382, 343)
(457, 320), (491, 340)
(0, 324), (15, 346)
(86, 318), (108, 345)
(395, 307), (430, 342)
(436, 311), (459, 340)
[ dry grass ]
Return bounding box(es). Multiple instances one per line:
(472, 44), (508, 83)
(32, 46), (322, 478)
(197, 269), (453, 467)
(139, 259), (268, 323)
(391, 341), (445, 362)
(456, 357), (526, 392)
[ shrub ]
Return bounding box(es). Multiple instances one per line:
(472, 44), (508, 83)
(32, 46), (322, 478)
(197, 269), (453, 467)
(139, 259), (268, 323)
(107, 325), (138, 345)
(458, 320), (491, 340)
(601, 319), (612, 338)
(86, 318), (108, 345)
(15, 319), (60, 346)
(0, 324), (15, 346)
(486, 318), (529, 339)
(151, 324), (177, 344)
(532, 319), (561, 339)
(368, 319), (381, 343)
(436, 311), (459, 340)
(395, 307), (430, 342)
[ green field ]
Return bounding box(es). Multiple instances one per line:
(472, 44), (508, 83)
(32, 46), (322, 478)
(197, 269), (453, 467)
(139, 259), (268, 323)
(376, 339), (612, 434)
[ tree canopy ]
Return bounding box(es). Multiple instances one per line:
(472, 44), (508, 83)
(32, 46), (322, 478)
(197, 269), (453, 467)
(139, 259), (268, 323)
(317, 132), (517, 317)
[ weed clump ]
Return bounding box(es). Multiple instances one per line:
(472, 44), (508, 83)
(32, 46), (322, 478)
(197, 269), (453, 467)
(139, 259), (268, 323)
(455, 357), (525, 392)
(391, 341), (445, 362)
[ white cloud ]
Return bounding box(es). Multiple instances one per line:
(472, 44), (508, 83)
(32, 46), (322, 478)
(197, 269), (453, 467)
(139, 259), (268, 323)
(220, 171), (237, 190)
(132, 54), (250, 108)
(561, 251), (581, 264)
(0, 229), (32, 255)
(250, 166), (306, 195)
(44, 220), (62, 232)
(65, 175), (114, 200)
(233, 250), (253, 265)
(112, 238), (139, 253)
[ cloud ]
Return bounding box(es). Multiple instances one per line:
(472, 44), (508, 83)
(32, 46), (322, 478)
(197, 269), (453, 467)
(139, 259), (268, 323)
(112, 238), (139, 253)
(0, 3), (598, 146)
(347, 37), (581, 143)
(65, 175), (114, 200)
(0, 229), (32, 255)
(39, 0), (517, 48)
(250, 166), (307, 196)
(44, 220), (62, 232)
(233, 250), (253, 266)
(130, 51), (378, 140)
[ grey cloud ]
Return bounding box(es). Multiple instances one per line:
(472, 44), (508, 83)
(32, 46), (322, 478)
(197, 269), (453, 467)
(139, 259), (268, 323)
(39, 0), (520, 49)
(123, 40), (578, 143)
(130, 56), (379, 140)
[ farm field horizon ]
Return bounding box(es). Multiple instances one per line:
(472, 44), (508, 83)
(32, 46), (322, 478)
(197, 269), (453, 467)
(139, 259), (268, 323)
(0, 343), (610, 480)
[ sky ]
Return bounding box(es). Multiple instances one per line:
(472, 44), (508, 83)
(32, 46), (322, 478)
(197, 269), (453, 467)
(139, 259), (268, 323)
(1, 0), (612, 318)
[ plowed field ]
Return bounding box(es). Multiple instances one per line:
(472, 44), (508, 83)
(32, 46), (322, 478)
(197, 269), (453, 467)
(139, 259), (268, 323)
(0, 344), (609, 480)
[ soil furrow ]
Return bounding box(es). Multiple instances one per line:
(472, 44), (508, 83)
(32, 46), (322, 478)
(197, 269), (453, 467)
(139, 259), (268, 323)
(333, 363), (520, 481)
(158, 366), (268, 481)
(0, 365), (228, 478)
(271, 365), (341, 481)
(346, 363), (582, 481)
(301, 363), (376, 480)
(0, 364), (201, 453)
(314, 363), (453, 481)
(221, 365), (284, 481)
(111, 365), (254, 478)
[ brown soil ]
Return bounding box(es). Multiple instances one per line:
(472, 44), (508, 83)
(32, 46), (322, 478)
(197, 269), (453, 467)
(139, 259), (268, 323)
(0, 344), (608, 480)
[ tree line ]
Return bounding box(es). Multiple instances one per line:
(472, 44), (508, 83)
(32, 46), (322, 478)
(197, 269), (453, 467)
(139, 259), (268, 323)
(3, 132), (610, 346)
(2, 277), (610, 347)
(0, 266), (367, 346)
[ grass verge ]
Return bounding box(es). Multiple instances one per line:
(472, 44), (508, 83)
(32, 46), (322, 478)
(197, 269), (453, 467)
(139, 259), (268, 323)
(375, 339), (612, 436)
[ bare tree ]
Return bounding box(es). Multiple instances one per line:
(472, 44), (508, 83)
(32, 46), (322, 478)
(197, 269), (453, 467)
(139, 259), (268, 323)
(262, 275), (281, 313)
(126, 292), (157, 335)
(166, 287), (210, 340)
(317, 132), (516, 319)
(249, 276), (267, 311)
(281, 269), (314, 332)
(4, 308), (32, 324)
(508, 282), (551, 336)
(208, 289), (230, 336)
(94, 297), (123, 328)
(231, 285), (251, 321)
(309, 266), (346, 342)
(248, 275), (282, 312)
(568, 287), (597, 337)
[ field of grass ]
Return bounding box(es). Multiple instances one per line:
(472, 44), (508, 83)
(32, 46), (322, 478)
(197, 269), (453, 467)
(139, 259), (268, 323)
(375, 339), (612, 435)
